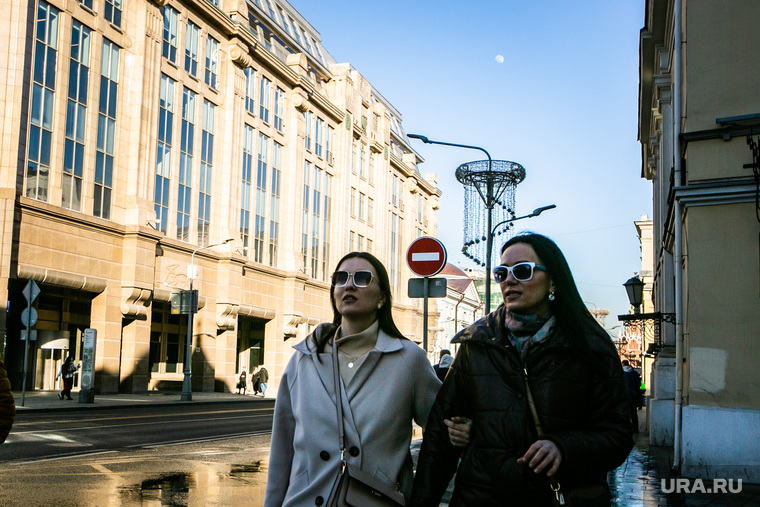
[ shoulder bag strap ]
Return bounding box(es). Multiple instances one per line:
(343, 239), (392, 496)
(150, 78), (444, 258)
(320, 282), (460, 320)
(524, 368), (565, 505)
(332, 339), (347, 467)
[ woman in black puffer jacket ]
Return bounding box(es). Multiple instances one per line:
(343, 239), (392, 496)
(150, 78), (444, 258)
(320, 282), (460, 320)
(411, 233), (633, 507)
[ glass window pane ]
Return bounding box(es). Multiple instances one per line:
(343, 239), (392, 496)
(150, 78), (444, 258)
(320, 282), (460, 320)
(42, 88), (54, 129)
(40, 129), (52, 166)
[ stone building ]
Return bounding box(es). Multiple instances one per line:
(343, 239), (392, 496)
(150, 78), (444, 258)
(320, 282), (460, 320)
(638, 0), (760, 480)
(0, 0), (441, 394)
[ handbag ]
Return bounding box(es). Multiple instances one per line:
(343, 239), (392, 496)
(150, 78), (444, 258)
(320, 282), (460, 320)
(326, 339), (406, 507)
(523, 368), (609, 507)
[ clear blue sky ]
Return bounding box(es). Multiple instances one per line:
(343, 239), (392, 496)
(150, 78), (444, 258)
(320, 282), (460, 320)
(292, 0), (651, 327)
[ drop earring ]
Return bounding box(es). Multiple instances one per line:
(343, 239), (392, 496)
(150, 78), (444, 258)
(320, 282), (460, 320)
(548, 291), (556, 302)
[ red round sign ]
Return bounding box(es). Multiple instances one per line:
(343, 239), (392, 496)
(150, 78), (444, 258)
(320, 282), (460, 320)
(406, 237), (447, 277)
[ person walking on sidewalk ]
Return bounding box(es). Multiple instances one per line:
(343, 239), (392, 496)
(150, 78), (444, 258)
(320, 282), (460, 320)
(257, 365), (268, 397)
(0, 356), (15, 443)
(622, 360), (642, 433)
(433, 349), (453, 382)
(411, 233), (633, 507)
(264, 252), (443, 507)
(236, 368), (248, 395)
(55, 356), (78, 400)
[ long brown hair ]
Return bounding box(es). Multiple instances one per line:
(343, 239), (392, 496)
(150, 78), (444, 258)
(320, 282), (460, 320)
(316, 252), (405, 352)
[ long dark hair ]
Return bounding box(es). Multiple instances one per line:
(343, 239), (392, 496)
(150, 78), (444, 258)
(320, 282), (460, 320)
(316, 252), (406, 352)
(501, 233), (609, 354)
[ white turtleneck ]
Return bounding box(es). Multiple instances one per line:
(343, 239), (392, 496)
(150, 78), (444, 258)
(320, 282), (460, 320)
(334, 320), (379, 384)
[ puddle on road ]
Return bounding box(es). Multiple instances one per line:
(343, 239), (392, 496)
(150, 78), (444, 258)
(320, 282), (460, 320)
(119, 473), (193, 505)
(117, 462), (267, 506)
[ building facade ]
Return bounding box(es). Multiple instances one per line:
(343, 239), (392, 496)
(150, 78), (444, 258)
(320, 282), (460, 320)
(432, 263), (482, 357)
(0, 0), (441, 394)
(639, 0), (760, 480)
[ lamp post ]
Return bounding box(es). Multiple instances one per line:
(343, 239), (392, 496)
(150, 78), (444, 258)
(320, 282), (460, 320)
(181, 238), (233, 401)
(618, 275), (674, 358)
(407, 134), (503, 310)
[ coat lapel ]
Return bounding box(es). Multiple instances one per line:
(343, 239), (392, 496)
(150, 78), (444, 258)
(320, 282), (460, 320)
(294, 324), (340, 405)
(344, 329), (403, 400)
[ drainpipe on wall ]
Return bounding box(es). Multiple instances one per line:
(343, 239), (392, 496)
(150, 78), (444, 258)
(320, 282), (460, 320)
(672, 0), (685, 472)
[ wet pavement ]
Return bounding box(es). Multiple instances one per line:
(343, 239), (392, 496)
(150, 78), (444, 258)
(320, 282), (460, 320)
(9, 392), (760, 506)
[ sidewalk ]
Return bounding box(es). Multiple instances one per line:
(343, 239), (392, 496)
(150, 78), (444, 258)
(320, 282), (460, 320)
(13, 389), (268, 413)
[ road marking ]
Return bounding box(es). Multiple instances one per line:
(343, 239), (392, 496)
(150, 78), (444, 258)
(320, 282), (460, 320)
(134, 430), (272, 449)
(10, 449), (117, 465)
(10, 413), (272, 436)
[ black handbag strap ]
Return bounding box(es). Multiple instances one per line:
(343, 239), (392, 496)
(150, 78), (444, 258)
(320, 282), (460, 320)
(332, 339), (347, 466)
(524, 368), (564, 503)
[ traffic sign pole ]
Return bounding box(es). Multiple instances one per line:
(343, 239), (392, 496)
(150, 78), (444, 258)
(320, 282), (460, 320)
(20, 279), (40, 407)
(423, 277), (429, 352)
(406, 237), (448, 356)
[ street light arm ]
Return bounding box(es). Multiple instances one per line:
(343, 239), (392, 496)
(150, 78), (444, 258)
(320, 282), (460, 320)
(489, 204), (557, 236)
(407, 134), (492, 165)
(190, 238), (234, 279)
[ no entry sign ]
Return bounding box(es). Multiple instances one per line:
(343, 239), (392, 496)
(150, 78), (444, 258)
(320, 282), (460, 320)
(406, 237), (447, 277)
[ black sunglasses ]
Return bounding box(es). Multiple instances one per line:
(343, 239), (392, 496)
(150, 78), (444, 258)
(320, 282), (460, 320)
(492, 262), (547, 283)
(331, 270), (374, 288)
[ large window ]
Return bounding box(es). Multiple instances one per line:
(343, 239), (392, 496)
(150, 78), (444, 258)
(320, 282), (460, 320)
(359, 144), (365, 179)
(322, 173), (332, 279)
(63, 21), (90, 211)
(198, 100), (214, 246)
(94, 39), (120, 220)
(205, 37), (219, 89)
(104, 0), (122, 28)
(315, 117), (323, 158)
(240, 125), (254, 253)
(326, 125), (334, 164)
(162, 6), (179, 64)
(254, 133), (268, 263)
(244, 67), (255, 115)
(177, 88), (195, 242)
(259, 76), (271, 123)
(301, 161), (310, 269)
(184, 21), (199, 78)
(155, 75), (175, 233)
(310, 165), (322, 278)
(303, 111), (312, 151)
(27, 1), (59, 202)
(390, 213), (399, 290)
(269, 142), (282, 266)
(274, 87), (284, 131)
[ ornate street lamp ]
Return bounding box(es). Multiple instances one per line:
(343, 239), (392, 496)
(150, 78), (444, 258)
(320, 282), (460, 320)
(618, 275), (674, 357)
(623, 275), (645, 313)
(408, 134), (538, 314)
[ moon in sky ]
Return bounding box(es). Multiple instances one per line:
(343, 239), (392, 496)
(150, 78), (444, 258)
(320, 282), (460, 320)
(495, 54), (504, 64)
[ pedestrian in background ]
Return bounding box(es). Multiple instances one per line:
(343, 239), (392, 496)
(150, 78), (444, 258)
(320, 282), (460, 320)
(252, 366), (261, 395)
(257, 365), (268, 397)
(264, 252), (442, 506)
(236, 368), (247, 395)
(622, 359), (642, 434)
(56, 356), (78, 400)
(411, 233), (633, 507)
(0, 356), (15, 443)
(434, 349), (453, 382)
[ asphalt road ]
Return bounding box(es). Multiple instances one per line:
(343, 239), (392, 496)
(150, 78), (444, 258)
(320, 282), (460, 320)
(0, 401), (276, 506)
(2, 400), (275, 463)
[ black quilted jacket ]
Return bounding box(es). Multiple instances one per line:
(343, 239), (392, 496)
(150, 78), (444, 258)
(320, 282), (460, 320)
(410, 307), (633, 507)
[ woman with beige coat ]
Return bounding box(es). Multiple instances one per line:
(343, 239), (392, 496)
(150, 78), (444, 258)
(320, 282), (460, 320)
(264, 252), (441, 506)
